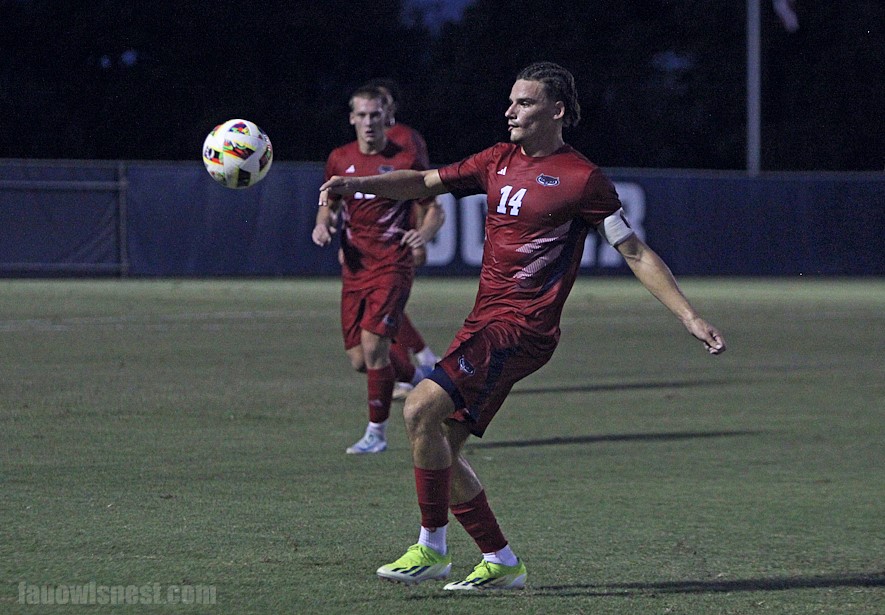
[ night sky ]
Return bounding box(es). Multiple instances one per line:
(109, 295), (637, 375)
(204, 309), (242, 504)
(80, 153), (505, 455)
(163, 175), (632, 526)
(2, 0), (882, 170)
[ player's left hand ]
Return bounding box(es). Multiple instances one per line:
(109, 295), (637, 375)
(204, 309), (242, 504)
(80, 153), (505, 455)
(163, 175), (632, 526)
(319, 178), (356, 205)
(401, 230), (427, 266)
(401, 229), (425, 250)
(684, 317), (727, 355)
(412, 246), (427, 267)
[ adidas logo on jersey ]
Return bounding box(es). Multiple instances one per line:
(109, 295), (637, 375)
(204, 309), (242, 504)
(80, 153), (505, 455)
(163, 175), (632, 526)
(345, 165), (356, 173)
(497, 167), (508, 175)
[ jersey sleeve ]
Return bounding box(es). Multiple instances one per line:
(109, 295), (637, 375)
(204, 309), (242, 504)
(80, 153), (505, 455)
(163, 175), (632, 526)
(324, 147), (341, 181)
(323, 147), (348, 202)
(410, 130), (430, 169)
(581, 170), (634, 247)
(580, 169), (622, 226)
(437, 146), (497, 198)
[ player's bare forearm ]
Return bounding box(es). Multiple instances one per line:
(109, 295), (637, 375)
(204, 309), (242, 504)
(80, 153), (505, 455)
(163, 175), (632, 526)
(619, 237), (694, 320)
(618, 236), (726, 354)
(319, 169), (444, 205)
(417, 201), (445, 243)
(403, 200), (445, 266)
(312, 196), (339, 247)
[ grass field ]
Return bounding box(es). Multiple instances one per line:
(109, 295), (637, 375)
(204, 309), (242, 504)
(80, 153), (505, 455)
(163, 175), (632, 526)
(1, 277), (883, 614)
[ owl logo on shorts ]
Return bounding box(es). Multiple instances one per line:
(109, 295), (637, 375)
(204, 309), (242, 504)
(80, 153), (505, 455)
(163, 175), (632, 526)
(458, 355), (476, 375)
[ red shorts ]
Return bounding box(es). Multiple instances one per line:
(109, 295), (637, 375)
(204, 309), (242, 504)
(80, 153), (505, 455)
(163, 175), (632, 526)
(429, 321), (558, 437)
(341, 282), (412, 350)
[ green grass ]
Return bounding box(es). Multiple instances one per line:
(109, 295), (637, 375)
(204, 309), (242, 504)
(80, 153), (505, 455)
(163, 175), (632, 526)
(1, 277), (883, 614)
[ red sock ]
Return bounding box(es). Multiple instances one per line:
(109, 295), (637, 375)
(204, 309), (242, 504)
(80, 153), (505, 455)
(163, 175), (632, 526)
(398, 313), (426, 354)
(451, 490), (508, 553)
(366, 365), (394, 423)
(414, 467), (451, 529)
(388, 343), (416, 383)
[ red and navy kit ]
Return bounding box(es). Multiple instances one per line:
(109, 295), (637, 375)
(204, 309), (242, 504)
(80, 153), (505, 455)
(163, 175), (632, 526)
(438, 142), (623, 340)
(325, 139), (428, 348)
(432, 142), (626, 436)
(325, 139), (428, 288)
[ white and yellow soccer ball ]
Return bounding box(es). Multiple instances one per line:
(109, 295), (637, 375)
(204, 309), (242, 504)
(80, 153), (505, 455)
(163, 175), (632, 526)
(202, 119), (273, 189)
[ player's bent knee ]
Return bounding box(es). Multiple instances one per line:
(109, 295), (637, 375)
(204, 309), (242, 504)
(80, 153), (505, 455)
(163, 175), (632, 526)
(403, 379), (454, 433)
(346, 352), (366, 372)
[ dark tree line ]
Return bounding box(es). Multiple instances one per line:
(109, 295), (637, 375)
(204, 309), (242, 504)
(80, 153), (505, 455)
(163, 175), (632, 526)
(1, 0), (882, 170)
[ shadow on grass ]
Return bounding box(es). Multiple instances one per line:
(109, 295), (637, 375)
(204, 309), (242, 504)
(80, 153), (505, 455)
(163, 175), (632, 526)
(467, 430), (759, 450)
(403, 572), (885, 601)
(508, 378), (733, 397)
(533, 571), (885, 597)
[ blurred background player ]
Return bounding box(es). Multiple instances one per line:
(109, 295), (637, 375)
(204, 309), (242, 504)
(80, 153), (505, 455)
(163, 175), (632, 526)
(312, 85), (440, 454)
(363, 78), (445, 399)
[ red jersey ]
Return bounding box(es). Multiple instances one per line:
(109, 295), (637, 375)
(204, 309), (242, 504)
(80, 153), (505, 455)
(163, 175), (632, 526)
(325, 139), (427, 286)
(386, 123), (435, 217)
(438, 142), (623, 338)
(386, 123), (430, 168)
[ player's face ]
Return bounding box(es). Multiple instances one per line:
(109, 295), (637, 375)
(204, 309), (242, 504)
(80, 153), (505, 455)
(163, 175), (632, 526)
(349, 96), (388, 150)
(505, 79), (564, 149)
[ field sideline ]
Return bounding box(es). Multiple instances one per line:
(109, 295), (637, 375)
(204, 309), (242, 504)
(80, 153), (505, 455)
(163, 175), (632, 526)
(1, 277), (883, 614)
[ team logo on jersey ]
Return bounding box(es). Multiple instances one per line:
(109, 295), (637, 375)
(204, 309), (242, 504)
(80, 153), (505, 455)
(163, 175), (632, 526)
(378, 165), (395, 174)
(345, 164), (356, 173)
(458, 355), (476, 375)
(536, 174), (560, 187)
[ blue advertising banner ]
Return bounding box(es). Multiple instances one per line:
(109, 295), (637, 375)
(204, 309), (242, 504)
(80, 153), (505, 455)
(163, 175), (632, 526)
(1, 160), (882, 276)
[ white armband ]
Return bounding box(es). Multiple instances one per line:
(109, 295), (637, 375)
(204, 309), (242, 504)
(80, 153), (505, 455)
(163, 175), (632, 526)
(596, 208), (635, 247)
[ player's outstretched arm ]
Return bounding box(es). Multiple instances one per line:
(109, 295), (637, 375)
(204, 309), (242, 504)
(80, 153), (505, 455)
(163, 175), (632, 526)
(616, 235), (726, 355)
(319, 169), (445, 205)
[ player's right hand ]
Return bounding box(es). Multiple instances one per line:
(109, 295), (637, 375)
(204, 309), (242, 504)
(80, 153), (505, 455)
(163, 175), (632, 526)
(312, 224), (335, 247)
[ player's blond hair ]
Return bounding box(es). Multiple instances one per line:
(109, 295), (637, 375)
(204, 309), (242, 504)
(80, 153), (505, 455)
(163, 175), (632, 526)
(348, 85), (387, 111)
(516, 62), (581, 128)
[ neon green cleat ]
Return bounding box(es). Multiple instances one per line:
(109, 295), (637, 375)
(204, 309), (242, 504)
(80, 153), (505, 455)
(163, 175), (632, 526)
(443, 559), (527, 590)
(376, 544), (452, 585)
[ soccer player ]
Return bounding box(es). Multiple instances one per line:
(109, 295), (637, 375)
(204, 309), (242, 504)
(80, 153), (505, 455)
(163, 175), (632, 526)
(363, 78), (445, 398)
(319, 62), (726, 588)
(312, 85), (441, 455)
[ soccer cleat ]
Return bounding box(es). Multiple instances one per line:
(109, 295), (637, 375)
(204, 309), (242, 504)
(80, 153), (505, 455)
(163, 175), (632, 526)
(345, 431), (387, 454)
(416, 348), (441, 369)
(376, 544), (452, 585)
(392, 382), (413, 400)
(443, 559), (527, 590)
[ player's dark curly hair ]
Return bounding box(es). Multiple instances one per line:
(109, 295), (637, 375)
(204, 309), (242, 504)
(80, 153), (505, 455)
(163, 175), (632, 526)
(516, 62), (581, 128)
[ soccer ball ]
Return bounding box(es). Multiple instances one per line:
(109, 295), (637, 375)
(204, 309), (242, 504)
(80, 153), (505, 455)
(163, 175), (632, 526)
(202, 119), (273, 189)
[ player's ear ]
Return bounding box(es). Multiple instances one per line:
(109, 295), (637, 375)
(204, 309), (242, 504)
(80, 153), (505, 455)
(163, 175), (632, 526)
(349, 112), (357, 126)
(552, 101), (565, 121)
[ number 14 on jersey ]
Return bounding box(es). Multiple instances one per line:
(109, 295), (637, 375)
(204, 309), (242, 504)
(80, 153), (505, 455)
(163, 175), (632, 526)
(497, 185), (526, 216)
